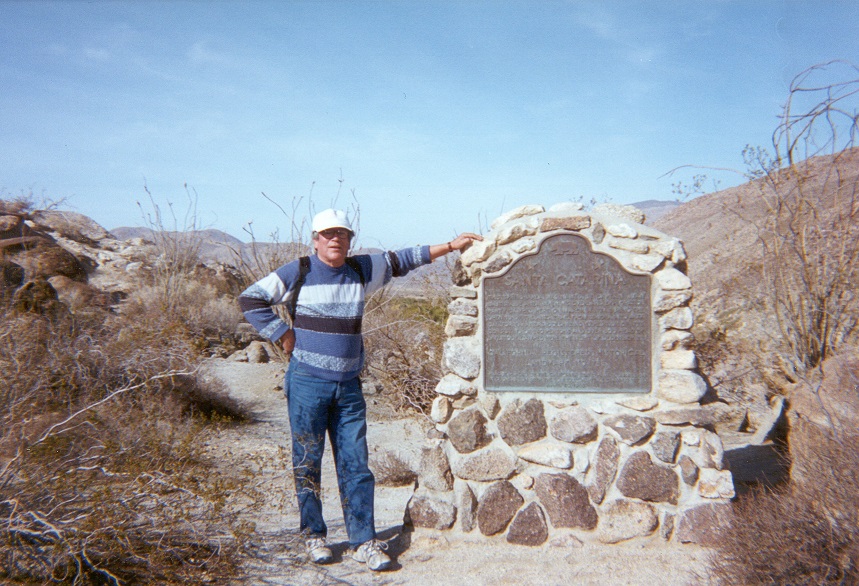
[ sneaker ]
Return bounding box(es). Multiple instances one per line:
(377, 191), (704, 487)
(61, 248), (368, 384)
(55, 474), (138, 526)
(305, 536), (333, 564)
(352, 539), (391, 571)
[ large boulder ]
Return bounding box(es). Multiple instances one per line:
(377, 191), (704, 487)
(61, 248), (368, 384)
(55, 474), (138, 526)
(14, 242), (90, 282)
(29, 210), (111, 244)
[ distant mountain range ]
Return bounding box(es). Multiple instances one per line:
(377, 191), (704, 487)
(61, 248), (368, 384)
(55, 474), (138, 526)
(110, 199), (681, 253)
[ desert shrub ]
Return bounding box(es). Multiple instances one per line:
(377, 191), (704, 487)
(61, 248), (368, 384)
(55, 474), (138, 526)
(363, 288), (448, 414)
(743, 62), (859, 373)
(0, 298), (261, 584)
(708, 425), (859, 585)
(128, 280), (244, 346)
(370, 451), (418, 487)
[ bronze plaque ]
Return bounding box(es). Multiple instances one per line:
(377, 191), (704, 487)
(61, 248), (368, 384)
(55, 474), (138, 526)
(483, 233), (651, 393)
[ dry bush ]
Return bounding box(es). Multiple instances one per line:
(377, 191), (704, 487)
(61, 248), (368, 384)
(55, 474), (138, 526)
(708, 425), (859, 585)
(128, 280), (244, 346)
(363, 284), (448, 414)
(369, 451), (417, 487)
(0, 299), (263, 584)
(744, 62), (859, 373)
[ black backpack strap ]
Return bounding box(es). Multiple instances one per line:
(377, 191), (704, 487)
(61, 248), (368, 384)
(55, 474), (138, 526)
(344, 256), (366, 287)
(287, 256), (311, 322)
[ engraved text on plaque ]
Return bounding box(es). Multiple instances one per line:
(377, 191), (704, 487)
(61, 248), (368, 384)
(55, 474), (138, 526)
(483, 233), (652, 393)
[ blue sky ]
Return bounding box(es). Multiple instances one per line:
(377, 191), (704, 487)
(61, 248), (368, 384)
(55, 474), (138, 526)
(2, 1), (858, 249)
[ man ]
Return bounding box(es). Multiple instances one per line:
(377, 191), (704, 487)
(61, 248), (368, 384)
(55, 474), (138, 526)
(239, 208), (481, 571)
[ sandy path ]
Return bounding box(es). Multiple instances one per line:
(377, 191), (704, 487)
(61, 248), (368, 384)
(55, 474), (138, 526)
(201, 359), (714, 586)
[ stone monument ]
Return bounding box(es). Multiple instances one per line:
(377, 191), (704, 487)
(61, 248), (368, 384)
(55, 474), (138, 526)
(408, 203), (734, 546)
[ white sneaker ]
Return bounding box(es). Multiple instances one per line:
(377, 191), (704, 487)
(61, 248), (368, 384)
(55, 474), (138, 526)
(305, 537), (333, 564)
(352, 539), (391, 571)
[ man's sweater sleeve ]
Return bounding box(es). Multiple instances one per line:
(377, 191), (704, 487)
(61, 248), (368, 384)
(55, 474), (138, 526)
(365, 245), (431, 295)
(237, 261), (301, 343)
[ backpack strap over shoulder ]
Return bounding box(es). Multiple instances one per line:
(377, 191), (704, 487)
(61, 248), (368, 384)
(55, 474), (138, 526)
(287, 256), (311, 322)
(344, 256), (366, 287)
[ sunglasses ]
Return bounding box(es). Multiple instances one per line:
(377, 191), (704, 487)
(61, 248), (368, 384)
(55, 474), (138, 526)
(318, 228), (352, 240)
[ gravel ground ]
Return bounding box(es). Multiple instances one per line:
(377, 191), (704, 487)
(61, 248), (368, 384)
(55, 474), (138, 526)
(201, 358), (714, 586)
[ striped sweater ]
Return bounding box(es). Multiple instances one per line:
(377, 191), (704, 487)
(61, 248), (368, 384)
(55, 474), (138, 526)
(238, 246), (431, 381)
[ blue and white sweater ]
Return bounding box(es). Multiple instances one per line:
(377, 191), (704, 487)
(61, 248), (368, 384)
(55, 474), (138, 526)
(238, 246), (431, 382)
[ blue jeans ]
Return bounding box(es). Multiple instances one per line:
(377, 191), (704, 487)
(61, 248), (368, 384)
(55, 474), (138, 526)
(285, 360), (376, 547)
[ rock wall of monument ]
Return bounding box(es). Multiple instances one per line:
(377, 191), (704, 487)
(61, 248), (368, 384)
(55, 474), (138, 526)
(408, 203), (734, 546)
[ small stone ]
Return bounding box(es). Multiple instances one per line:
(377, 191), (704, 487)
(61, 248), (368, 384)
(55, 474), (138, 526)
(616, 451), (679, 504)
(658, 370), (707, 404)
(660, 349), (698, 370)
(460, 239), (496, 266)
(510, 238), (537, 254)
(651, 238), (686, 264)
(587, 436), (619, 504)
(653, 289), (693, 313)
(446, 409), (490, 454)
(630, 253), (664, 273)
(650, 431), (681, 464)
(606, 223), (639, 239)
(455, 481), (477, 532)
(534, 473), (597, 530)
(597, 500), (658, 544)
(245, 341), (270, 364)
(435, 374), (473, 397)
(550, 406), (598, 443)
(430, 396), (452, 423)
(655, 407), (719, 426)
(476, 481), (524, 536)
(497, 218), (539, 245)
(483, 250), (514, 274)
(607, 236), (650, 254)
(451, 445), (518, 481)
(660, 513), (675, 541)
(695, 430), (726, 470)
(481, 394), (501, 419)
(443, 338), (481, 379)
(540, 215), (591, 232)
(697, 468), (735, 499)
(661, 329), (694, 350)
(452, 396), (477, 410)
(616, 395), (659, 412)
(419, 444), (453, 491)
(447, 298), (478, 317)
(497, 399), (547, 446)
(590, 222), (605, 244)
(506, 503), (549, 546)
(654, 267), (692, 290)
(449, 285), (477, 299)
(407, 493), (457, 530)
(659, 307), (694, 330)
(517, 442), (574, 469)
(676, 503), (731, 546)
(490, 205), (545, 230)
(603, 414), (656, 445)
(679, 455), (699, 485)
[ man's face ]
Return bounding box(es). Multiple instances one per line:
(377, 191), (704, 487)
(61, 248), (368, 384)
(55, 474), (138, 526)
(314, 228), (351, 267)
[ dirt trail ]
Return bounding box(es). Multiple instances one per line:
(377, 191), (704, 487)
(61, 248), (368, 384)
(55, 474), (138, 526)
(202, 359), (714, 586)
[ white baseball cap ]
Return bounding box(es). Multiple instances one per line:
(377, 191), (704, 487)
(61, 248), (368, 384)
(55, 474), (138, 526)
(312, 208), (354, 234)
